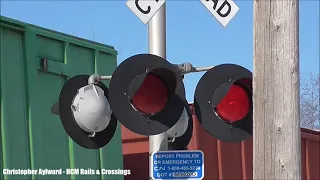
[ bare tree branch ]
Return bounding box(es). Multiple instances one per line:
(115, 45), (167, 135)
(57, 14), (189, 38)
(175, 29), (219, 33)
(300, 73), (320, 130)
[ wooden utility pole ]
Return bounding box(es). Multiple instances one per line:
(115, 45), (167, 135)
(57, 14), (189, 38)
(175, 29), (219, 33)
(253, 1), (301, 179)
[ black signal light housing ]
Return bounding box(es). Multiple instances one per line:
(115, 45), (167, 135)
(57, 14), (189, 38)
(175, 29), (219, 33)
(194, 64), (253, 142)
(108, 54), (187, 136)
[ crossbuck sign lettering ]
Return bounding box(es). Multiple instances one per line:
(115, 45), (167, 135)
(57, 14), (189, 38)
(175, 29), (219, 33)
(126, 0), (239, 27)
(201, 0), (239, 27)
(126, 0), (166, 24)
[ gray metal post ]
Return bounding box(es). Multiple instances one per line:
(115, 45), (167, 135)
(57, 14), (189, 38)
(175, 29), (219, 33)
(148, 2), (168, 179)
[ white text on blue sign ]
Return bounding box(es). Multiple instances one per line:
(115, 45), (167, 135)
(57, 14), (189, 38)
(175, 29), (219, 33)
(151, 151), (204, 179)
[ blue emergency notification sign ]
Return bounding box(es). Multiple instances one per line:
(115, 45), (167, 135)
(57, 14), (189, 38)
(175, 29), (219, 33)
(151, 150), (204, 180)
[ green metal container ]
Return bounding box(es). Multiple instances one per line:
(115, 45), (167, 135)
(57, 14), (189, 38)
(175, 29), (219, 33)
(0, 16), (123, 180)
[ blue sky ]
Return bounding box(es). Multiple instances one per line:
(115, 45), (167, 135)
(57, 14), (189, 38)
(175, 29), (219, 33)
(1, 0), (319, 102)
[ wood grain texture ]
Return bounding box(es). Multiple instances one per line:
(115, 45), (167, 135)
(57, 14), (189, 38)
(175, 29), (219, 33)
(253, 0), (301, 179)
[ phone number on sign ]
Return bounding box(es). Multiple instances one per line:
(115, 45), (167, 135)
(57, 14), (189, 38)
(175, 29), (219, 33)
(172, 172), (198, 177)
(169, 166), (200, 171)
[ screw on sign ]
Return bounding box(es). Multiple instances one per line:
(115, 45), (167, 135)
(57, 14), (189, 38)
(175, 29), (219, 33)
(126, 0), (166, 24)
(200, 0), (239, 27)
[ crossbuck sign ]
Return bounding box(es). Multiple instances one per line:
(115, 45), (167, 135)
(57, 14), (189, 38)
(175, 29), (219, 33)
(126, 0), (239, 27)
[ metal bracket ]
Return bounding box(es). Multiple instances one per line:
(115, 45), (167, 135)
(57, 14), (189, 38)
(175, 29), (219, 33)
(168, 137), (176, 143)
(174, 63), (214, 75)
(87, 63), (214, 84)
(41, 58), (48, 71)
(88, 74), (112, 84)
(88, 132), (96, 138)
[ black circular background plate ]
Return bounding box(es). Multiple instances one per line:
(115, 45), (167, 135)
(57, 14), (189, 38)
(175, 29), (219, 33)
(59, 75), (117, 149)
(108, 54), (186, 136)
(194, 64), (253, 142)
(168, 101), (193, 150)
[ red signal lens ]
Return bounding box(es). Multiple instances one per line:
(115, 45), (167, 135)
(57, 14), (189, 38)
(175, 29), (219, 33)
(131, 74), (168, 114)
(215, 84), (250, 123)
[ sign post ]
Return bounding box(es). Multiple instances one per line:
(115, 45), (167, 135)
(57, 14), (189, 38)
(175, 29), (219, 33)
(126, 0), (168, 179)
(147, 2), (169, 180)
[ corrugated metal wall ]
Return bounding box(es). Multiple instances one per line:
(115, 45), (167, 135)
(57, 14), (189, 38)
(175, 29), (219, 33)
(1, 16), (124, 180)
(122, 104), (320, 180)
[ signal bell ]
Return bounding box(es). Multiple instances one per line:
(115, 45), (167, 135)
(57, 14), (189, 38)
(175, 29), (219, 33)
(108, 54), (186, 136)
(194, 64), (253, 142)
(57, 75), (118, 149)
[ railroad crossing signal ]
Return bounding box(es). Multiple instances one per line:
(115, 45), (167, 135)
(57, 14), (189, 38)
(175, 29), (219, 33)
(53, 75), (118, 149)
(108, 54), (187, 136)
(51, 55), (253, 149)
(51, 1), (246, 150)
(194, 64), (253, 142)
(107, 54), (193, 150)
(51, 54), (193, 149)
